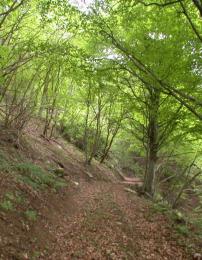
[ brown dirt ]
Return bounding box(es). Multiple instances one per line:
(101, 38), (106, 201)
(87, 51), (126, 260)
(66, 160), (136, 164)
(0, 122), (196, 259)
(44, 182), (190, 260)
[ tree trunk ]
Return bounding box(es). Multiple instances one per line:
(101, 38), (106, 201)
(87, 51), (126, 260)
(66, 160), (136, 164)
(38, 66), (52, 117)
(144, 118), (158, 197)
(100, 124), (120, 163)
(84, 86), (91, 164)
(143, 89), (160, 197)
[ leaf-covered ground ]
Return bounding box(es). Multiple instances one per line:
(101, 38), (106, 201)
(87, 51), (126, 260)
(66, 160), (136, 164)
(0, 124), (194, 259)
(44, 181), (189, 260)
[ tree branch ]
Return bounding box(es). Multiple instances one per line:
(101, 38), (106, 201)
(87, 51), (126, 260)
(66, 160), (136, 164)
(0, 0), (25, 28)
(136, 0), (182, 7)
(0, 0), (25, 16)
(192, 0), (202, 17)
(180, 1), (202, 43)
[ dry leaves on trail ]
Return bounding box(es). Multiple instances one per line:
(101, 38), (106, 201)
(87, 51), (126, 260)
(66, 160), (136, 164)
(44, 182), (190, 260)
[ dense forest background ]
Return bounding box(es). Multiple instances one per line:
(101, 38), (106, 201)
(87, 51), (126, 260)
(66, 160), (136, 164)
(0, 0), (202, 241)
(0, 0), (202, 260)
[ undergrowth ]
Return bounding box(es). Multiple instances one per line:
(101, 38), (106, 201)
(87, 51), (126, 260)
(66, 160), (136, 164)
(0, 199), (14, 211)
(25, 209), (38, 221)
(152, 200), (202, 241)
(0, 150), (12, 172)
(15, 162), (67, 191)
(0, 191), (25, 212)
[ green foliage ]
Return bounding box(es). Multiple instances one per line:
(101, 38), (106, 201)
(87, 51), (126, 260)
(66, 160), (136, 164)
(111, 139), (145, 177)
(53, 168), (65, 177)
(171, 210), (186, 223)
(32, 251), (41, 259)
(0, 199), (14, 211)
(0, 0), (202, 242)
(25, 209), (37, 221)
(15, 162), (66, 190)
(152, 202), (170, 214)
(53, 179), (67, 190)
(15, 193), (26, 204)
(152, 203), (191, 237)
(5, 192), (15, 201)
(193, 218), (202, 230)
(0, 191), (26, 212)
(0, 151), (12, 172)
(190, 217), (202, 238)
(175, 224), (189, 236)
(61, 122), (85, 149)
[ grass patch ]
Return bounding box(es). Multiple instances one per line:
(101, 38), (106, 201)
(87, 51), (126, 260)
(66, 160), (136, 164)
(5, 191), (15, 201)
(25, 209), (37, 221)
(0, 191), (26, 212)
(0, 150), (67, 191)
(15, 162), (67, 190)
(175, 224), (189, 236)
(190, 218), (202, 238)
(31, 251), (41, 259)
(152, 201), (170, 214)
(0, 199), (14, 211)
(152, 202), (193, 239)
(0, 150), (12, 172)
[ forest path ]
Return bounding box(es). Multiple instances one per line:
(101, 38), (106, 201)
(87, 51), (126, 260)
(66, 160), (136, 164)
(46, 181), (189, 260)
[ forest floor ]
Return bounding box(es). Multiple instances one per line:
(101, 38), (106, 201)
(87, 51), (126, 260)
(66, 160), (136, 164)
(44, 181), (190, 260)
(0, 120), (198, 259)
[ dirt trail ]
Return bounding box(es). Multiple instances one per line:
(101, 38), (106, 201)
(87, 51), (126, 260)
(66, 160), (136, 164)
(0, 125), (192, 259)
(44, 181), (189, 260)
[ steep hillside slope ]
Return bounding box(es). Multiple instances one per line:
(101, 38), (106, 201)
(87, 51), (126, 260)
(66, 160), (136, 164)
(0, 121), (196, 259)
